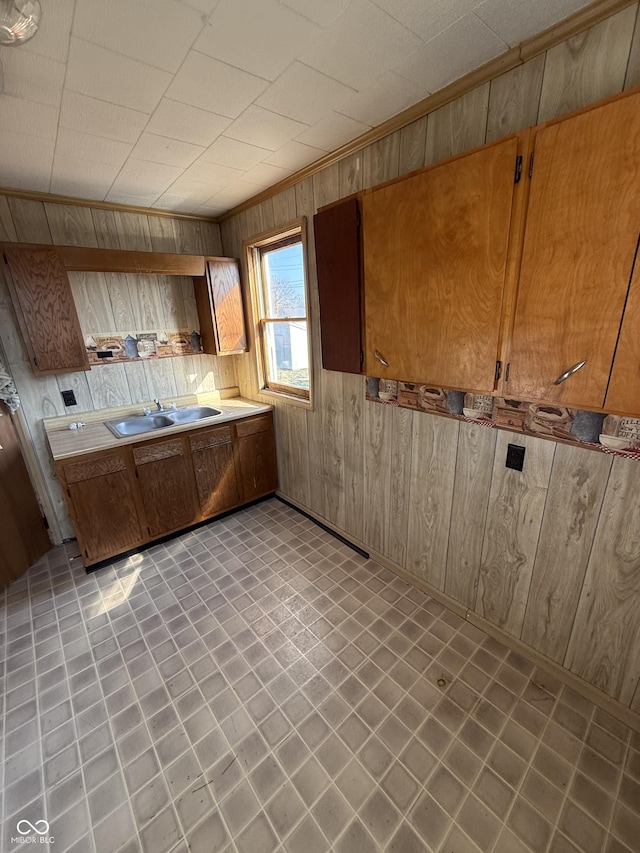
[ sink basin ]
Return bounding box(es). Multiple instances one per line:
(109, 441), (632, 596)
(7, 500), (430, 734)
(105, 414), (174, 437)
(169, 405), (221, 424)
(104, 405), (222, 437)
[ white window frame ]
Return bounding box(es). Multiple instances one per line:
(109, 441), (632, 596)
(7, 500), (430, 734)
(244, 219), (313, 407)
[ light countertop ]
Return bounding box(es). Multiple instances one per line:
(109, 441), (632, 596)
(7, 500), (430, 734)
(44, 391), (273, 461)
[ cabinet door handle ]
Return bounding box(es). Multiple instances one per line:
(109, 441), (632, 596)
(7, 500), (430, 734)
(554, 359), (587, 385)
(374, 349), (389, 367)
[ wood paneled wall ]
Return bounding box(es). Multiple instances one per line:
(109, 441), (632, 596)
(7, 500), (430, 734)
(0, 198), (228, 542)
(221, 3), (640, 715)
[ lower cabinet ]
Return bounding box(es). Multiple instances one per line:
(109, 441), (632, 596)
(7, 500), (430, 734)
(56, 412), (278, 567)
(133, 437), (199, 538)
(60, 449), (145, 564)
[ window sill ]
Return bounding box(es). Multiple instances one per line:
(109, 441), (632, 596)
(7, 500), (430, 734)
(257, 387), (313, 410)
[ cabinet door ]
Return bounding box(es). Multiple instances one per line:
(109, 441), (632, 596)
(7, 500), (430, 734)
(314, 198), (362, 374)
(190, 425), (240, 518)
(236, 416), (278, 502)
(363, 136), (519, 392)
(61, 450), (143, 564)
(195, 258), (247, 355)
(3, 247), (90, 375)
(133, 437), (198, 537)
(606, 259), (640, 415)
(505, 93), (640, 408)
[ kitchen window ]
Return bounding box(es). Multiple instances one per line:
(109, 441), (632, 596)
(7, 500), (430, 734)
(246, 221), (312, 403)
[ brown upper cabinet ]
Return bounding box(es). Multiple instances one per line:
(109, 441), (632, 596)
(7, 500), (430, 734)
(195, 257), (247, 356)
(362, 135), (522, 394)
(504, 91), (640, 410)
(3, 247), (90, 376)
(313, 197), (362, 374)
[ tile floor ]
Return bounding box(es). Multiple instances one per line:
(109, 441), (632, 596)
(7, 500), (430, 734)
(1, 498), (639, 853)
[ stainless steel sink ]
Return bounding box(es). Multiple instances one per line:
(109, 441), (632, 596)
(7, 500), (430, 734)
(169, 405), (221, 424)
(104, 405), (222, 438)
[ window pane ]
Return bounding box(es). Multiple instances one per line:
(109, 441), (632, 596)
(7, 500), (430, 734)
(264, 320), (309, 390)
(263, 243), (307, 318)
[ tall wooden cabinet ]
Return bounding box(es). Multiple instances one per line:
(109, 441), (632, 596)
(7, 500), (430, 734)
(362, 135), (521, 393)
(236, 415), (278, 502)
(504, 93), (640, 409)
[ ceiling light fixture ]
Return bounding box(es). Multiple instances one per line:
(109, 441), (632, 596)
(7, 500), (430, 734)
(0, 0), (41, 45)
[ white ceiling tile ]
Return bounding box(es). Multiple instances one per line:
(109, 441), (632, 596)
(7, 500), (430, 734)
(304, 0), (424, 90)
(225, 106), (308, 151)
(242, 162), (292, 187)
(145, 99), (232, 147)
(108, 159), (184, 197)
(59, 92), (149, 145)
(256, 62), (356, 125)
(105, 191), (164, 206)
(130, 133), (205, 168)
(66, 38), (173, 113)
(193, 203), (226, 216)
(0, 131), (54, 191)
(162, 176), (216, 199)
(165, 52), (269, 118)
(206, 182), (262, 207)
(0, 49), (65, 107)
(371, 0), (478, 40)
(296, 112), (370, 152)
(153, 195), (204, 212)
(0, 96), (59, 140)
(180, 159), (244, 186)
(279, 0), (351, 27)
(201, 136), (272, 170)
(23, 0), (75, 63)
(473, 0), (593, 47)
(178, 0), (220, 14)
(395, 13), (508, 92)
(50, 155), (121, 198)
(55, 128), (133, 167)
(265, 140), (326, 170)
(194, 0), (321, 81)
(337, 70), (425, 126)
(73, 0), (206, 74)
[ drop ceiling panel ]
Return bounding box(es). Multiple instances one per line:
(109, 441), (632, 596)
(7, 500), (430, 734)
(256, 62), (357, 125)
(165, 52), (269, 118)
(145, 100), (232, 147)
(0, 0), (599, 214)
(73, 0), (206, 73)
(195, 0), (321, 81)
(65, 38), (173, 113)
(59, 92), (150, 144)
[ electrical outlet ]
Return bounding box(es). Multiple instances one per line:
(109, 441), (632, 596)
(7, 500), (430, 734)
(506, 443), (525, 471)
(61, 390), (77, 407)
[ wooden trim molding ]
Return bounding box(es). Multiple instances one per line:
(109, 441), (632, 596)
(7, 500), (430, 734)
(219, 0), (637, 221)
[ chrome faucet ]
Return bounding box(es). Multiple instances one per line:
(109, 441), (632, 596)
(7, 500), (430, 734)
(154, 398), (163, 411)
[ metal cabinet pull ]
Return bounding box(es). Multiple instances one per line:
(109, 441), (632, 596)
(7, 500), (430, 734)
(374, 349), (389, 367)
(554, 359), (587, 385)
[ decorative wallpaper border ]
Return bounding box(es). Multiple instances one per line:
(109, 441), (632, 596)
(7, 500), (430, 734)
(85, 330), (202, 365)
(366, 378), (640, 461)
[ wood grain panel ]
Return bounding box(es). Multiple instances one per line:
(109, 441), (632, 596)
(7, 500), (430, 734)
(69, 272), (117, 333)
(0, 197), (18, 241)
(192, 439), (239, 517)
(624, 5), (640, 89)
(342, 373), (364, 542)
(387, 407), (414, 568)
(127, 273), (167, 329)
(236, 414), (273, 438)
(406, 414), (458, 589)
(272, 403), (293, 498)
(135, 439), (197, 537)
(113, 211), (153, 252)
(206, 258), (247, 353)
(237, 429), (278, 502)
(4, 248), (90, 374)
(312, 162), (341, 209)
(44, 204), (99, 247)
(286, 404), (311, 508)
(123, 362), (150, 404)
(86, 362), (132, 409)
(7, 199), (52, 243)
(362, 133), (400, 188)
(605, 259), (640, 414)
(148, 216), (179, 253)
(91, 209), (121, 249)
(143, 359), (177, 401)
(56, 372), (93, 413)
(445, 422), (497, 608)
(538, 6), (636, 122)
(486, 57), (545, 142)
(425, 85), (490, 165)
(322, 370), (345, 529)
(133, 438), (184, 465)
(476, 433), (555, 637)
(64, 450), (126, 483)
(190, 425), (233, 452)
(339, 153), (363, 196)
(363, 136), (518, 392)
(398, 118), (427, 174)
(565, 457), (640, 704)
(272, 188), (298, 228)
(104, 272), (135, 330)
(363, 400), (393, 556)
(522, 444), (611, 662)
(58, 245), (205, 275)
(506, 92), (640, 408)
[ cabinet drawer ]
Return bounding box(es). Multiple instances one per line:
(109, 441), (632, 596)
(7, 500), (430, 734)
(133, 438), (184, 466)
(64, 451), (126, 484)
(236, 414), (272, 438)
(189, 425), (233, 452)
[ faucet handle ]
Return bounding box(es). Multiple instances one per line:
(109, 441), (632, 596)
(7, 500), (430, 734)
(143, 407), (152, 416)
